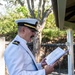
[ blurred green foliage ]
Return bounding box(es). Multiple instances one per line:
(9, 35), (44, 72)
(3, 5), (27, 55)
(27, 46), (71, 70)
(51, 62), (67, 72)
(0, 6), (67, 41)
(16, 6), (29, 17)
(42, 13), (67, 42)
(42, 29), (66, 42)
(0, 6), (29, 41)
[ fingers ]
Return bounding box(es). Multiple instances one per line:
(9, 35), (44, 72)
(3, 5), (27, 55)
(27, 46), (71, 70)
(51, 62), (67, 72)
(41, 58), (47, 67)
(44, 65), (55, 75)
(41, 58), (46, 62)
(52, 60), (59, 66)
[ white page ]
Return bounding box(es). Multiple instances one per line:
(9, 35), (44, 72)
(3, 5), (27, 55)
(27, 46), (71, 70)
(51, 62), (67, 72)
(45, 47), (66, 65)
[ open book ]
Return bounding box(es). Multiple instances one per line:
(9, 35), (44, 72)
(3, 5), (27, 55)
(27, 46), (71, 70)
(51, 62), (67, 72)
(45, 47), (68, 65)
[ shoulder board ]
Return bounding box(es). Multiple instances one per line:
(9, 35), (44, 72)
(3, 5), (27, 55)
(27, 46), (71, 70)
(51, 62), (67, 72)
(12, 40), (20, 45)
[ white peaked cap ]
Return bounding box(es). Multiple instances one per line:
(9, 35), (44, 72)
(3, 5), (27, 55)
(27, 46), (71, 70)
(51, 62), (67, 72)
(15, 18), (38, 25)
(15, 18), (38, 31)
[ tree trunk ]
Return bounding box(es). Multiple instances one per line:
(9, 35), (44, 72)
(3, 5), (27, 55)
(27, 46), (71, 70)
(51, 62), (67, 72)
(33, 31), (42, 62)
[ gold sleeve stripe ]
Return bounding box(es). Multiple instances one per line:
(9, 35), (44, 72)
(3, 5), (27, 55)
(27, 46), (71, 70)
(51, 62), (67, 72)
(24, 24), (37, 30)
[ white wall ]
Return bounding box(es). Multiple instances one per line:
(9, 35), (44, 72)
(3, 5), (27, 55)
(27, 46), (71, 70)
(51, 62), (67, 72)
(0, 37), (5, 75)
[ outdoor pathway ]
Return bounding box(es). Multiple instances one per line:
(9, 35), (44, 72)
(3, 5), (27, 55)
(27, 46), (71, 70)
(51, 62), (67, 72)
(49, 69), (75, 75)
(49, 69), (68, 75)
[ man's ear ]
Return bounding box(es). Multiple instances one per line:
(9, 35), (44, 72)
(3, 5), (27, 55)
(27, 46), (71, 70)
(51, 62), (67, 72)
(22, 27), (26, 33)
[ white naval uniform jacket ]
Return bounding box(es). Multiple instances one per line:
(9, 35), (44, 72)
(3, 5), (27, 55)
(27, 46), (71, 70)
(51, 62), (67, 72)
(4, 35), (45, 75)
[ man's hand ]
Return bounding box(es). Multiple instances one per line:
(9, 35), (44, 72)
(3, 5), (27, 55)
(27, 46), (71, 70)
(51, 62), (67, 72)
(41, 58), (59, 75)
(41, 58), (54, 75)
(41, 58), (47, 68)
(44, 64), (54, 75)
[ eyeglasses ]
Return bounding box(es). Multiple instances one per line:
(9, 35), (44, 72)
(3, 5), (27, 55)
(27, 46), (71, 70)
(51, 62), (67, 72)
(28, 27), (37, 32)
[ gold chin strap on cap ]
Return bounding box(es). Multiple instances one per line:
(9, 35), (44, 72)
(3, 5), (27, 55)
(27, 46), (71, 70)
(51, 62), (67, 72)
(24, 24), (37, 30)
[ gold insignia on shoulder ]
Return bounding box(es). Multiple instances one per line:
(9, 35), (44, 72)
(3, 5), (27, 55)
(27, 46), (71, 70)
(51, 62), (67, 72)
(12, 40), (20, 45)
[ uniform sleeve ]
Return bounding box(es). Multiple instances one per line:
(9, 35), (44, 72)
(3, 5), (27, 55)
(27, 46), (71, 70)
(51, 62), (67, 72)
(37, 63), (43, 69)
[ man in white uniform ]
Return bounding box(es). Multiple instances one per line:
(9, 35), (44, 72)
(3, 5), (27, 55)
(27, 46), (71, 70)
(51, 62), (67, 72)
(4, 18), (56, 75)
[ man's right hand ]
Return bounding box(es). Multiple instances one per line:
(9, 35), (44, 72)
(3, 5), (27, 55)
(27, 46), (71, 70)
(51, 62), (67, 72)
(44, 64), (55, 75)
(44, 61), (58, 75)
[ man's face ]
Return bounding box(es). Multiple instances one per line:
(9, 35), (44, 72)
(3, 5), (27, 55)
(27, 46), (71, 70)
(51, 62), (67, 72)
(24, 27), (36, 42)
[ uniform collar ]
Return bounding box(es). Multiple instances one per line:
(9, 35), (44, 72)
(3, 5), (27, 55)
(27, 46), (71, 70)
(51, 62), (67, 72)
(15, 35), (27, 44)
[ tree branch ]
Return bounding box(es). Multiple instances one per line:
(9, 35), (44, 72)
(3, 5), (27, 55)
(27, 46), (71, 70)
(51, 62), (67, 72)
(43, 6), (52, 22)
(27, 0), (35, 18)
(38, 0), (42, 20)
(0, 3), (2, 5)
(31, 0), (35, 18)
(42, 0), (46, 19)
(18, 0), (24, 6)
(27, 0), (32, 15)
(40, 6), (52, 31)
